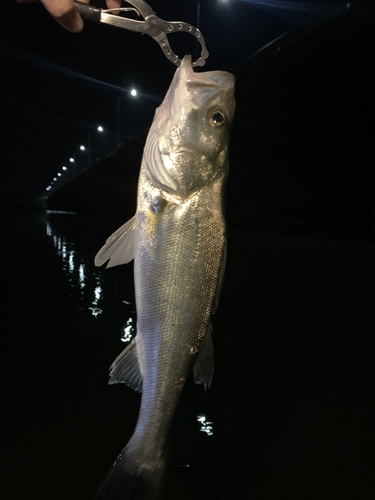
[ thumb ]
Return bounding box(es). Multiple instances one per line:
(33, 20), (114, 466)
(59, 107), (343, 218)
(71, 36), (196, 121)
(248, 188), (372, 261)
(18, 0), (88, 33)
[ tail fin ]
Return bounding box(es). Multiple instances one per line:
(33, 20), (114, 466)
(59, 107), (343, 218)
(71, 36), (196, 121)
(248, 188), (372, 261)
(93, 449), (165, 500)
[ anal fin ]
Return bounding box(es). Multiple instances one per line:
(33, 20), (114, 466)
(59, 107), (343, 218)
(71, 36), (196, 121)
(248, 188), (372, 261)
(109, 338), (143, 393)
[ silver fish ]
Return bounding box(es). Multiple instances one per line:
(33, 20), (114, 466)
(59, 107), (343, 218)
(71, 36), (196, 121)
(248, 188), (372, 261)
(94, 55), (235, 499)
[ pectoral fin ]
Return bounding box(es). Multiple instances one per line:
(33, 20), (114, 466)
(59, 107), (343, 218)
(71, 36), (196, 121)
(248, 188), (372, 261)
(94, 215), (137, 268)
(108, 339), (143, 393)
(192, 324), (214, 390)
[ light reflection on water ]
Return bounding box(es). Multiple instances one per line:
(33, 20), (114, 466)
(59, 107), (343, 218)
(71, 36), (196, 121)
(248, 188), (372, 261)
(47, 219), (106, 318)
(121, 317), (135, 342)
(45, 216), (137, 345)
(89, 285), (103, 318)
(197, 415), (214, 436)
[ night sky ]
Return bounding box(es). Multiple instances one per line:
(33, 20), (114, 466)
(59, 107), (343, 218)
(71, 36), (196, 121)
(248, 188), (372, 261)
(0, 0), (345, 199)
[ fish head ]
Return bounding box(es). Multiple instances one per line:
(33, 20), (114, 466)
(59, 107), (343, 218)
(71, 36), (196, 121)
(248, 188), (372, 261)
(143, 56), (236, 199)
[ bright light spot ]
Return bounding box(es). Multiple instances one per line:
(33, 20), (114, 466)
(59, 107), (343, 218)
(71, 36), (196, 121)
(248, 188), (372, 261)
(69, 252), (74, 273)
(121, 318), (135, 342)
(57, 173), (62, 177)
(130, 89), (137, 97)
(201, 425), (213, 436)
(94, 286), (102, 302)
(79, 264), (85, 288)
(97, 126), (104, 132)
(53, 177), (57, 181)
(88, 285), (103, 317)
(62, 166), (67, 171)
(197, 415), (213, 436)
(62, 242), (67, 259)
(89, 306), (103, 318)
(80, 145), (86, 151)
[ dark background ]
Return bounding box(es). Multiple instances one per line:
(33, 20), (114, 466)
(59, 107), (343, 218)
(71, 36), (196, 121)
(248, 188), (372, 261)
(1, 1), (374, 499)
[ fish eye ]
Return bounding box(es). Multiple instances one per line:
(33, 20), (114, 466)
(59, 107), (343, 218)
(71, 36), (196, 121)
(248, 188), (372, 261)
(210, 110), (225, 127)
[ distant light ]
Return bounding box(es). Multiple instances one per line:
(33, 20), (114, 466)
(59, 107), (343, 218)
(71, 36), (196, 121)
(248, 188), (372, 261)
(80, 145), (86, 151)
(53, 177), (57, 181)
(62, 166), (67, 171)
(97, 126), (104, 132)
(57, 173), (62, 177)
(69, 157), (75, 163)
(130, 89), (137, 97)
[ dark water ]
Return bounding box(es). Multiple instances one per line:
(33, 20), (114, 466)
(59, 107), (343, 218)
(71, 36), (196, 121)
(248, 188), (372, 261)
(2, 209), (374, 500)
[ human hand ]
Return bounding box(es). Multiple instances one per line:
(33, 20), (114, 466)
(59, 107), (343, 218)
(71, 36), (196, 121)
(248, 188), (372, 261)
(17, 0), (122, 33)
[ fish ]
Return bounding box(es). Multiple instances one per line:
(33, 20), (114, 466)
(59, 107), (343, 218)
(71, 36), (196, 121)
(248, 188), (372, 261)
(93, 55), (235, 499)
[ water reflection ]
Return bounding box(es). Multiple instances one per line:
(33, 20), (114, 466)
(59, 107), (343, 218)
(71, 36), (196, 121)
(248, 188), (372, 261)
(197, 415), (214, 436)
(90, 286), (103, 318)
(47, 218), (105, 318)
(45, 214), (136, 342)
(121, 317), (135, 342)
(178, 400), (226, 447)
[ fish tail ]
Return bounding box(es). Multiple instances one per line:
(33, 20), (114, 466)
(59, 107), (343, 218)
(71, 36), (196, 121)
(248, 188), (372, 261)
(93, 447), (165, 500)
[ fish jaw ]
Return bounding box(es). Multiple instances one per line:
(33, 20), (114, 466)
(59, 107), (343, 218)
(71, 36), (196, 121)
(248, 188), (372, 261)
(143, 56), (236, 199)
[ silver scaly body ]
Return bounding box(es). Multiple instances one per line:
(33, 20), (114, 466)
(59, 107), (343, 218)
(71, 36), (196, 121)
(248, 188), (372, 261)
(94, 56), (235, 499)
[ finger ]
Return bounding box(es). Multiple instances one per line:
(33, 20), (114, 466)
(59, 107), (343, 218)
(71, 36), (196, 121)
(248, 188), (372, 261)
(106, 0), (122, 9)
(39, 0), (89, 32)
(105, 0), (121, 14)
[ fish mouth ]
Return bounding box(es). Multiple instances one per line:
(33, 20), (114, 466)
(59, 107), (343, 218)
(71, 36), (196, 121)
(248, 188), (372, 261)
(181, 55), (235, 90)
(158, 56), (235, 122)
